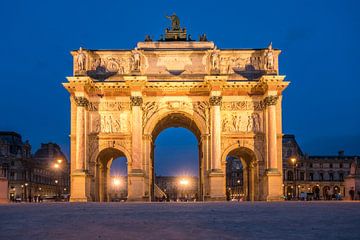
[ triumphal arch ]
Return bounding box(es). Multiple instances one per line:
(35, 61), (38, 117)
(63, 15), (289, 202)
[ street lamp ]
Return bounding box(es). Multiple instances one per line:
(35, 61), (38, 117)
(179, 178), (190, 201)
(290, 157), (297, 200)
(237, 179), (241, 201)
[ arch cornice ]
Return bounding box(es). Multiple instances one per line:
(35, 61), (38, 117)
(143, 107), (207, 139)
(221, 142), (263, 165)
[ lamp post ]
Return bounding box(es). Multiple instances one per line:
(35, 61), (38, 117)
(179, 178), (189, 201)
(237, 179), (241, 201)
(290, 157), (297, 200)
(53, 158), (63, 201)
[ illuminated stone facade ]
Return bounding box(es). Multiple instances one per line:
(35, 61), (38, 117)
(0, 132), (69, 201)
(282, 134), (359, 200)
(63, 19), (289, 202)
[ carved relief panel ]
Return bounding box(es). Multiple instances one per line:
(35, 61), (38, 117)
(89, 101), (131, 134)
(221, 101), (263, 133)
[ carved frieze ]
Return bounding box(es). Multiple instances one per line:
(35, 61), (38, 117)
(91, 112), (130, 134)
(209, 96), (222, 106)
(142, 102), (159, 127)
(221, 101), (264, 111)
(222, 112), (262, 133)
(193, 101), (209, 122)
(88, 102), (131, 112)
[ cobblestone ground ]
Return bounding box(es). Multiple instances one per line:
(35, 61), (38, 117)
(0, 201), (359, 240)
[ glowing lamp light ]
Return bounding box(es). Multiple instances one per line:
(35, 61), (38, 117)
(54, 163), (60, 169)
(290, 158), (296, 164)
(57, 159), (63, 164)
(113, 178), (121, 186)
(179, 178), (189, 186)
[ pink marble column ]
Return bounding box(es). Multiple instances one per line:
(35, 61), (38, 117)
(265, 95), (278, 170)
(74, 96), (88, 170)
(209, 95), (222, 170)
(130, 95), (143, 170)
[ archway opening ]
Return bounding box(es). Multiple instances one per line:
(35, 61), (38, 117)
(226, 147), (256, 201)
(150, 113), (202, 202)
(95, 148), (128, 202)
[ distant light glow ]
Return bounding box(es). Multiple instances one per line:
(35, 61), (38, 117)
(113, 178), (121, 186)
(179, 178), (189, 186)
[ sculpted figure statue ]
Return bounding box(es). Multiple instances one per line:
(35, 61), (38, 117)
(264, 42), (274, 70)
(252, 113), (261, 132)
(132, 48), (141, 71)
(211, 48), (220, 71)
(77, 47), (86, 71)
(166, 13), (180, 30)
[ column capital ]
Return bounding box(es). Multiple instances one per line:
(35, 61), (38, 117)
(130, 96), (143, 106)
(74, 96), (89, 108)
(209, 96), (222, 106)
(263, 95), (278, 107)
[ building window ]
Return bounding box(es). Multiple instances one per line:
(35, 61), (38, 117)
(329, 173), (334, 181)
(11, 161), (14, 166)
(287, 171), (294, 181)
(309, 173), (314, 181)
(300, 172), (305, 181)
(329, 164), (333, 168)
(320, 173), (324, 181)
(339, 173), (344, 181)
(309, 163), (313, 168)
(339, 163), (343, 168)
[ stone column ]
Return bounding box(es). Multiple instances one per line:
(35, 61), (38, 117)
(127, 94), (145, 201)
(209, 95), (222, 171)
(130, 95), (143, 170)
(124, 76), (147, 201)
(265, 95), (279, 170)
(74, 96), (88, 170)
(70, 96), (89, 202)
(263, 95), (283, 201)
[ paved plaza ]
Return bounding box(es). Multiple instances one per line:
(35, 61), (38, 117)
(0, 202), (359, 239)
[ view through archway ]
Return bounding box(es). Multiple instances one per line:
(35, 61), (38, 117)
(95, 148), (128, 202)
(150, 113), (202, 202)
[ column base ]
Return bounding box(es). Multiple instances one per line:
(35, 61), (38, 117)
(70, 170), (91, 202)
(263, 169), (284, 201)
(206, 170), (226, 201)
(127, 169), (147, 202)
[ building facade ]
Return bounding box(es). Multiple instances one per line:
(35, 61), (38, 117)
(0, 132), (70, 201)
(64, 15), (289, 202)
(282, 134), (358, 200)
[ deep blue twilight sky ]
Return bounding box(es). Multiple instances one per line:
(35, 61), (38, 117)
(1, 0), (359, 176)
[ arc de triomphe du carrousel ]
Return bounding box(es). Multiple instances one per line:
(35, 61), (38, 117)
(63, 15), (289, 202)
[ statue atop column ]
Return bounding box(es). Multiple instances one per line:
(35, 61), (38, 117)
(163, 13), (187, 41)
(166, 13), (180, 31)
(263, 42), (275, 73)
(77, 47), (87, 74)
(131, 48), (141, 73)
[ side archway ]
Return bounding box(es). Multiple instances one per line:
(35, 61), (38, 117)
(94, 147), (130, 202)
(222, 145), (259, 201)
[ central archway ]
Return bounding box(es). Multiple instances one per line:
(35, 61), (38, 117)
(149, 112), (204, 201)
